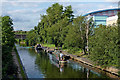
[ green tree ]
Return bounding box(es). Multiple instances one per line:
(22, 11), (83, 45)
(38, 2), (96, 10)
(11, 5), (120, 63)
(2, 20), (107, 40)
(64, 16), (86, 53)
(89, 25), (119, 67)
(2, 16), (17, 79)
(2, 16), (15, 47)
(46, 3), (63, 25)
(34, 3), (74, 48)
(63, 5), (74, 22)
(27, 29), (38, 46)
(117, 12), (120, 53)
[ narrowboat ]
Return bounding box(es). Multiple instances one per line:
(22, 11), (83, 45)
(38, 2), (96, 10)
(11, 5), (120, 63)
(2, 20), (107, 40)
(35, 44), (42, 50)
(51, 50), (70, 64)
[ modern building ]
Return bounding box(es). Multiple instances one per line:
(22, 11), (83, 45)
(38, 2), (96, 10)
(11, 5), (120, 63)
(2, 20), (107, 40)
(106, 15), (118, 26)
(84, 8), (120, 27)
(93, 15), (108, 28)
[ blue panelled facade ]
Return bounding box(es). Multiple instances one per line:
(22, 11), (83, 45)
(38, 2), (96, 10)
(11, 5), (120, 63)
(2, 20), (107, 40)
(84, 8), (120, 28)
(93, 15), (108, 28)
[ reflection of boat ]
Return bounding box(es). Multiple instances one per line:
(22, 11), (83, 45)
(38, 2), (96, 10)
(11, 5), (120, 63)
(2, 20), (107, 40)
(49, 53), (60, 68)
(26, 46), (34, 48)
(48, 53), (65, 72)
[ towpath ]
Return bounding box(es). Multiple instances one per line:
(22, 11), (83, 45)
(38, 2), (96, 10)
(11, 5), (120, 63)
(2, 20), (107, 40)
(11, 49), (22, 79)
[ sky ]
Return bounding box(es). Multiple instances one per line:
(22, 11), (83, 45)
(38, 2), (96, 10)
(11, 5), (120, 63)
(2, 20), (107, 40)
(1, 0), (120, 31)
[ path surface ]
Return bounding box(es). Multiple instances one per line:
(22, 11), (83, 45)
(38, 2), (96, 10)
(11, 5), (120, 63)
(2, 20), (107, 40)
(62, 50), (94, 65)
(11, 49), (22, 78)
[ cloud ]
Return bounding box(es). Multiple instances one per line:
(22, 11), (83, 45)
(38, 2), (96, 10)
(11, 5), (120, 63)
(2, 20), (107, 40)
(2, 0), (120, 2)
(86, 3), (118, 14)
(13, 22), (35, 31)
(31, 8), (46, 14)
(9, 2), (39, 7)
(70, 2), (118, 16)
(7, 9), (27, 14)
(2, 2), (44, 31)
(13, 16), (31, 22)
(105, 0), (119, 2)
(2, 2), (118, 31)
(3, 0), (70, 2)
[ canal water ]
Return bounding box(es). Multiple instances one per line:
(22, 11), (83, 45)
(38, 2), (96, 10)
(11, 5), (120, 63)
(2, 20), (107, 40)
(16, 44), (111, 79)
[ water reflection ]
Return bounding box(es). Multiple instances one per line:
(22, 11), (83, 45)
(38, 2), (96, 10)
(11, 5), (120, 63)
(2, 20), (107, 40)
(35, 50), (109, 78)
(16, 45), (110, 78)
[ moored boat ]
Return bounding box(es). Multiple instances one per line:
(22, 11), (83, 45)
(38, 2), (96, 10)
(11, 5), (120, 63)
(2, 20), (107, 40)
(51, 50), (69, 64)
(35, 44), (42, 50)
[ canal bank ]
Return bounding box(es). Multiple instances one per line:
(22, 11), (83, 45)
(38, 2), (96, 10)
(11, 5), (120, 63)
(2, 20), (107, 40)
(40, 44), (120, 79)
(12, 46), (28, 79)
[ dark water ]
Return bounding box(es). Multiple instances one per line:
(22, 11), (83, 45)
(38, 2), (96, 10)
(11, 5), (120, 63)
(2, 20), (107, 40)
(16, 44), (111, 78)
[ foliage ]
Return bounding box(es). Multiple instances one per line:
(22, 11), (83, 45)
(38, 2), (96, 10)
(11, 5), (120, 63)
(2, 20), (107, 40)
(27, 3), (74, 47)
(2, 16), (18, 79)
(89, 25), (120, 67)
(14, 30), (28, 35)
(117, 12), (120, 62)
(26, 29), (38, 46)
(42, 43), (55, 48)
(64, 16), (86, 51)
(26, 3), (120, 69)
(27, 3), (93, 54)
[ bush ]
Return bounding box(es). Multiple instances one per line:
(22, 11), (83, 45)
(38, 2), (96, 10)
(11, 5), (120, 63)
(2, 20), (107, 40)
(68, 47), (80, 54)
(89, 25), (119, 67)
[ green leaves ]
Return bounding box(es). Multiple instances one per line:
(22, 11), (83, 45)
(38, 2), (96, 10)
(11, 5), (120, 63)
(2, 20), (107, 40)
(2, 16), (17, 78)
(2, 16), (15, 47)
(26, 29), (38, 46)
(32, 3), (74, 47)
(89, 25), (119, 68)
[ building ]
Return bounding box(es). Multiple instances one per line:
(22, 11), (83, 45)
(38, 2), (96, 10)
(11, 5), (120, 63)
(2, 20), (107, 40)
(106, 15), (118, 26)
(84, 8), (120, 27)
(93, 15), (108, 28)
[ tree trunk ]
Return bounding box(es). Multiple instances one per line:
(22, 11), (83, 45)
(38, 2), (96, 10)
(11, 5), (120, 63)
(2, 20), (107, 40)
(86, 22), (89, 55)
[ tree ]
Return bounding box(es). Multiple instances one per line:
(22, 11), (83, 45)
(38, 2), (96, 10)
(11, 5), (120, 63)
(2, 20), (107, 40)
(89, 25), (119, 67)
(64, 16), (87, 53)
(27, 29), (38, 46)
(117, 12), (120, 50)
(46, 3), (63, 25)
(2, 16), (17, 78)
(34, 3), (74, 48)
(86, 17), (94, 55)
(63, 5), (74, 22)
(118, 12), (120, 38)
(2, 16), (15, 47)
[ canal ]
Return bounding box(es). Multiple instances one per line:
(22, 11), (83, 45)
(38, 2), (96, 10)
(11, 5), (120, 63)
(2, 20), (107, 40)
(16, 44), (111, 79)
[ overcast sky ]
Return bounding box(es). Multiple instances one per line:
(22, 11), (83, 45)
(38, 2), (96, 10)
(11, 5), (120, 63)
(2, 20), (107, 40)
(1, 0), (119, 31)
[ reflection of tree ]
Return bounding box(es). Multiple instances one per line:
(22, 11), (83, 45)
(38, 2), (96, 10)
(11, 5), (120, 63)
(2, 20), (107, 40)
(34, 51), (109, 78)
(27, 48), (37, 57)
(35, 52), (58, 78)
(35, 52), (101, 78)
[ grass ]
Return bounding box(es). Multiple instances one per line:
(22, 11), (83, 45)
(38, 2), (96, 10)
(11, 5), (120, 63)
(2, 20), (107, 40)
(14, 46), (27, 79)
(62, 48), (69, 51)
(41, 43), (86, 56)
(15, 39), (27, 47)
(71, 49), (83, 56)
(42, 43), (55, 48)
